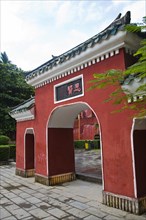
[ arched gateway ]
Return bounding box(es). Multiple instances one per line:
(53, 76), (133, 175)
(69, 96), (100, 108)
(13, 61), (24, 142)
(10, 12), (146, 214)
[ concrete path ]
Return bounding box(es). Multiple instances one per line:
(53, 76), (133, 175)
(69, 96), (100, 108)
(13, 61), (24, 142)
(1, 163), (146, 219)
(75, 149), (102, 183)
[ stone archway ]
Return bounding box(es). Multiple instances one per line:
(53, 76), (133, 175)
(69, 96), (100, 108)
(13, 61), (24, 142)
(24, 128), (35, 177)
(73, 108), (102, 183)
(47, 102), (103, 186)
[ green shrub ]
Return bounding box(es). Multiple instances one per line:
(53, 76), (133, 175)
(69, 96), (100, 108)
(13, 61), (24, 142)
(74, 139), (100, 149)
(0, 145), (10, 162)
(9, 145), (16, 161)
(92, 139), (100, 149)
(74, 140), (85, 149)
(0, 135), (10, 145)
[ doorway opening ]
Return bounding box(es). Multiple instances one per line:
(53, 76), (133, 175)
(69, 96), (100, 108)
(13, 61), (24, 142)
(25, 128), (35, 176)
(73, 108), (102, 183)
(48, 102), (102, 184)
(133, 118), (146, 197)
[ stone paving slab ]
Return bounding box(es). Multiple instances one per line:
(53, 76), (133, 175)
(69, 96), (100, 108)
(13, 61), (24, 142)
(1, 164), (146, 220)
(75, 149), (102, 182)
(29, 208), (50, 218)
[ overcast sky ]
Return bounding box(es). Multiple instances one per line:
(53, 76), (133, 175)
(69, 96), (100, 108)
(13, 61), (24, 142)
(1, 0), (146, 71)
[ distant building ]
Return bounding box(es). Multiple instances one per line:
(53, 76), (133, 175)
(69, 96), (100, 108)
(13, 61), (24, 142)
(73, 109), (99, 140)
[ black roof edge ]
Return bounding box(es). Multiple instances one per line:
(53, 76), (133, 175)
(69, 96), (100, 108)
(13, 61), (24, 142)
(27, 11), (131, 76)
(10, 96), (35, 112)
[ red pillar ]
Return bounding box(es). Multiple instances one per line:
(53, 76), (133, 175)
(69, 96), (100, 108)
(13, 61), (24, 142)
(15, 124), (35, 177)
(47, 128), (76, 185)
(101, 115), (146, 214)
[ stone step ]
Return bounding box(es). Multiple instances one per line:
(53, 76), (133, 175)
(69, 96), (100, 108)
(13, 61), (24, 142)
(76, 172), (102, 184)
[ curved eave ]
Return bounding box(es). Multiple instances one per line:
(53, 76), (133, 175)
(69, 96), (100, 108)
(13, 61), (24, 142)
(26, 11), (131, 82)
(10, 107), (35, 122)
(27, 31), (142, 88)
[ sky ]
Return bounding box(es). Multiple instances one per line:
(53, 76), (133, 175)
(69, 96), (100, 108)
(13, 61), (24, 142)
(1, 0), (146, 71)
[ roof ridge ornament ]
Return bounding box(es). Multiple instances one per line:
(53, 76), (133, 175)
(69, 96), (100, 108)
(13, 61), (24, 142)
(102, 11), (131, 33)
(112, 11), (131, 25)
(26, 11), (132, 82)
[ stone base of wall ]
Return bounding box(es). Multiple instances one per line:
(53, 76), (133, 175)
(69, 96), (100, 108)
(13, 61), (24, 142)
(35, 174), (49, 185)
(35, 172), (76, 186)
(16, 168), (35, 177)
(103, 191), (146, 215)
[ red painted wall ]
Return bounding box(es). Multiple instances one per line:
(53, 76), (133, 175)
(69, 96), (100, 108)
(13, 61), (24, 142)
(16, 120), (34, 170)
(48, 128), (75, 176)
(16, 48), (136, 198)
(73, 110), (98, 140)
(74, 124), (97, 140)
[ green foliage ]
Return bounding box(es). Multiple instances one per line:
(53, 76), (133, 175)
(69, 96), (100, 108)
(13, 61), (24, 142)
(9, 145), (16, 160)
(125, 39), (146, 78)
(74, 140), (100, 149)
(74, 140), (85, 149)
(0, 144), (16, 163)
(0, 145), (10, 162)
(0, 135), (10, 145)
(0, 51), (11, 64)
(0, 52), (34, 138)
(91, 140), (100, 149)
(89, 18), (146, 117)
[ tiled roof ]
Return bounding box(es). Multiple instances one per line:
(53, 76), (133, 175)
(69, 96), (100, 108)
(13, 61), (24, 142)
(121, 72), (146, 103)
(10, 97), (35, 115)
(26, 11), (131, 81)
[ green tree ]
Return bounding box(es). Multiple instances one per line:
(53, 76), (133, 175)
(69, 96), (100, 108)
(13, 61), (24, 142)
(0, 51), (11, 64)
(89, 18), (146, 117)
(0, 52), (34, 139)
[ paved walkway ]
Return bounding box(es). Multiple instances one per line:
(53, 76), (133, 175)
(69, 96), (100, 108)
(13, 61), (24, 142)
(1, 163), (146, 219)
(75, 149), (102, 183)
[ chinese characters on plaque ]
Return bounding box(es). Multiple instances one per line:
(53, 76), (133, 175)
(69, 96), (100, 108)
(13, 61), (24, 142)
(55, 77), (83, 102)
